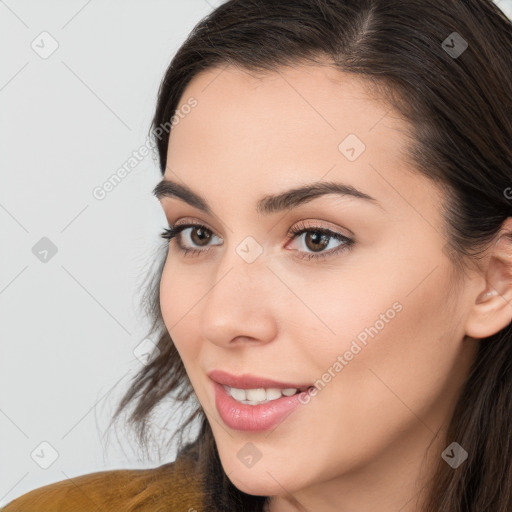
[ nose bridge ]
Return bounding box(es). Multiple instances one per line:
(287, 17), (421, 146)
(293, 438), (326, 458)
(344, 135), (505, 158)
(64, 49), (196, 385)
(214, 231), (269, 292)
(209, 238), (270, 313)
(198, 237), (279, 345)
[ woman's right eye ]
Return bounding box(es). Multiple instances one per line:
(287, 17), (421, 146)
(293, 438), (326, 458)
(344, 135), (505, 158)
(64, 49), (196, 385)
(160, 223), (222, 256)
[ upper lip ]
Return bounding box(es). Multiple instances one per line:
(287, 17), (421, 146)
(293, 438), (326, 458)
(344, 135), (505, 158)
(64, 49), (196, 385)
(208, 369), (313, 391)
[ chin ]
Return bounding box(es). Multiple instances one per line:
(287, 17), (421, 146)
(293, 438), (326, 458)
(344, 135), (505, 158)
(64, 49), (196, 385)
(222, 457), (305, 497)
(227, 472), (285, 497)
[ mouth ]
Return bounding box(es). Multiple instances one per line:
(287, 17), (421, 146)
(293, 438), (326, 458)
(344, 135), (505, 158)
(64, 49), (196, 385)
(211, 380), (316, 432)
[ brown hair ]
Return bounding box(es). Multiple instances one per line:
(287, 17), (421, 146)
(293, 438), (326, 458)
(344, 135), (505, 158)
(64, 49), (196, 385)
(110, 1), (512, 510)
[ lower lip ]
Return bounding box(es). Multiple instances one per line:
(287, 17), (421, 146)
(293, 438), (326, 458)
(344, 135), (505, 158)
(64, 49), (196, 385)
(212, 380), (312, 432)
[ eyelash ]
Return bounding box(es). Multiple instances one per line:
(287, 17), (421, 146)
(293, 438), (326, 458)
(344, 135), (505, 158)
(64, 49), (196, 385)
(159, 220), (354, 261)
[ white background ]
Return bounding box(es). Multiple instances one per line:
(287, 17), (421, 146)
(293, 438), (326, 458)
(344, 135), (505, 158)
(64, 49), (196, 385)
(1, 0), (511, 506)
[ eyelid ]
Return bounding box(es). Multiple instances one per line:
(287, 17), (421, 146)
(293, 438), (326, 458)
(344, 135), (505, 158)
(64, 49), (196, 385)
(285, 218), (354, 239)
(171, 217), (352, 239)
(173, 217), (222, 235)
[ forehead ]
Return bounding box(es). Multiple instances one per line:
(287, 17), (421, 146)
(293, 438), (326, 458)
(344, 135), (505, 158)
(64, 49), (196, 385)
(175, 64), (394, 138)
(171, 62), (407, 149)
(165, 63), (444, 222)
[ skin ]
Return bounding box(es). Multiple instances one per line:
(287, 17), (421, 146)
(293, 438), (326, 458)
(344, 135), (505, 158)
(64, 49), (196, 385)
(156, 63), (512, 512)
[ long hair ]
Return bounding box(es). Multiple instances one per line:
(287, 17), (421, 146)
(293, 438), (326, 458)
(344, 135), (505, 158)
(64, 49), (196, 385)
(110, 1), (512, 510)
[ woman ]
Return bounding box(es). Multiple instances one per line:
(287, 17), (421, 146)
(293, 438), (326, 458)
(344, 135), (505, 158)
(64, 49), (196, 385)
(3, 0), (512, 510)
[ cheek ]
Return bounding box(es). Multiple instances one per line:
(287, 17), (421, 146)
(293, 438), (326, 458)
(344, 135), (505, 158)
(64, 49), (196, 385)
(332, 271), (457, 422)
(291, 232), (456, 374)
(159, 259), (204, 361)
(287, 253), (459, 419)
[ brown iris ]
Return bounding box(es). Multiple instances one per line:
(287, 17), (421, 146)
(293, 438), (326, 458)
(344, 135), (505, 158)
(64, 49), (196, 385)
(189, 226), (212, 246)
(304, 231), (330, 252)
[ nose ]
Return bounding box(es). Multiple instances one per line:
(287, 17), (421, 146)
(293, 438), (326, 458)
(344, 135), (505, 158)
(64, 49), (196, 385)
(198, 252), (279, 348)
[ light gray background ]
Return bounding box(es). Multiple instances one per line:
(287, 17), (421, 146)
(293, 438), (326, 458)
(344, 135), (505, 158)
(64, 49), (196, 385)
(0, 0), (223, 505)
(1, 0), (511, 506)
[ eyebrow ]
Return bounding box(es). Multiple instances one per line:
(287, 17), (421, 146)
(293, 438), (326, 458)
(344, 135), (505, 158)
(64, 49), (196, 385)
(152, 178), (382, 215)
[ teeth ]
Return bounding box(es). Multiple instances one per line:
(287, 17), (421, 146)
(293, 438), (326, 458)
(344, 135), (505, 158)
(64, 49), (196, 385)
(266, 388), (282, 400)
(246, 388), (266, 401)
(223, 385), (300, 405)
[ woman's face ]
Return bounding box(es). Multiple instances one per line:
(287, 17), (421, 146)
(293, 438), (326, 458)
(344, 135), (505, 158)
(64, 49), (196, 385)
(157, 64), (480, 509)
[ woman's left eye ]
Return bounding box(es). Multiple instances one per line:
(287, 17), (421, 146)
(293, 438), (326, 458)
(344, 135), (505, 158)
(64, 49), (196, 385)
(286, 223), (354, 261)
(159, 221), (354, 261)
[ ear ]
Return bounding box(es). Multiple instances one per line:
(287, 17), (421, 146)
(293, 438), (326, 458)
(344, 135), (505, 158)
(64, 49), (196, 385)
(465, 219), (512, 339)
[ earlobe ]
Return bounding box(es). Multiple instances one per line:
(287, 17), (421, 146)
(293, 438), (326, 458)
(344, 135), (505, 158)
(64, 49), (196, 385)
(464, 227), (512, 340)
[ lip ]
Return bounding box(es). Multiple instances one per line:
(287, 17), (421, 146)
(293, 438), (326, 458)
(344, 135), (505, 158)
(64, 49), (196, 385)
(207, 369), (312, 391)
(208, 369), (315, 432)
(212, 381), (314, 431)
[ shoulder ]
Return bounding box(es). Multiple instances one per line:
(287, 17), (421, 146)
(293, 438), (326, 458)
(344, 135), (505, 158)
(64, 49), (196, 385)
(1, 443), (204, 512)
